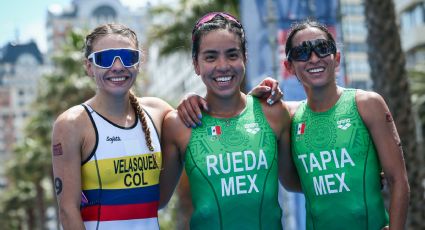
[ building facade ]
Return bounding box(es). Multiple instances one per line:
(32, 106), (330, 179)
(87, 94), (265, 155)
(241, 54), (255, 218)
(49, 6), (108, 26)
(46, 0), (149, 58)
(396, 0), (425, 70)
(339, 0), (371, 89)
(0, 41), (45, 181)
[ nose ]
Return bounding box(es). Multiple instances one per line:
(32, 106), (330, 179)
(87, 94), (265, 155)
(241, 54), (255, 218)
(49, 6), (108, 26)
(216, 56), (230, 71)
(110, 56), (125, 70)
(309, 50), (320, 62)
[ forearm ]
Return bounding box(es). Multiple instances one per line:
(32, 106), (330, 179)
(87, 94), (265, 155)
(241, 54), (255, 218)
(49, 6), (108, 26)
(388, 179), (410, 230)
(279, 165), (302, 192)
(59, 207), (85, 230)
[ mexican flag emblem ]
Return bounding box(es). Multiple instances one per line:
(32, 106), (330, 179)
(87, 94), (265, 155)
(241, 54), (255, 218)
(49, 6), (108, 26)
(297, 123), (306, 135)
(207, 125), (222, 136)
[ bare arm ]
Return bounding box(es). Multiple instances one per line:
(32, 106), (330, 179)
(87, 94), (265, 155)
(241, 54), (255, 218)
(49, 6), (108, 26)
(262, 100), (302, 192)
(357, 91), (410, 230)
(159, 110), (191, 209)
(177, 77), (283, 128)
(51, 108), (87, 230)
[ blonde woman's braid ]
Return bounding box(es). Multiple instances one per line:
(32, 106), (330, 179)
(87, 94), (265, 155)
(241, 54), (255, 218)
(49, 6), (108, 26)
(129, 92), (154, 152)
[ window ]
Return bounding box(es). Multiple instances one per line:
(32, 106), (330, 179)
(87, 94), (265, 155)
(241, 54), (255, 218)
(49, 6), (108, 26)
(401, 2), (425, 31)
(346, 42), (368, 53)
(341, 4), (364, 16)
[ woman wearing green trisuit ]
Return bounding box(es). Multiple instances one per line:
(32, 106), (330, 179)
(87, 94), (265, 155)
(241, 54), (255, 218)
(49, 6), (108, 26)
(282, 19), (409, 230)
(159, 12), (295, 230)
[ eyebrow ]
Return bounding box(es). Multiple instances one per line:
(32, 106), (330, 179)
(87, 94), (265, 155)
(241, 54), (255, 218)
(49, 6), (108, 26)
(201, 47), (241, 55)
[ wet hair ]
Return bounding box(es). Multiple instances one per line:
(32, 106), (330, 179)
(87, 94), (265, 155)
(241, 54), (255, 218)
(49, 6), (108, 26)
(191, 13), (246, 61)
(285, 18), (336, 60)
(84, 24), (154, 152)
(83, 23), (139, 58)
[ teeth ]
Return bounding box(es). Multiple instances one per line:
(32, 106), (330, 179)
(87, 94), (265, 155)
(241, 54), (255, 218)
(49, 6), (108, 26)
(308, 67), (324, 73)
(216, 76), (232, 82)
(110, 77), (126, 82)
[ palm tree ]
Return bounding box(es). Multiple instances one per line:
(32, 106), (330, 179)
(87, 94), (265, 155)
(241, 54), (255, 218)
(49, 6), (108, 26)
(148, 0), (239, 56)
(364, 0), (425, 229)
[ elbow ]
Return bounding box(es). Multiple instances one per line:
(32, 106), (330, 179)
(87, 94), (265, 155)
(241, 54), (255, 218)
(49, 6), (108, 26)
(58, 205), (81, 229)
(158, 193), (171, 210)
(58, 207), (73, 225)
(387, 174), (410, 201)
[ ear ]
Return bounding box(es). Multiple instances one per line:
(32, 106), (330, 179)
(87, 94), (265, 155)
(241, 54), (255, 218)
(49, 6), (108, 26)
(284, 60), (295, 75)
(193, 58), (200, 76)
(84, 59), (94, 77)
(334, 51), (341, 67)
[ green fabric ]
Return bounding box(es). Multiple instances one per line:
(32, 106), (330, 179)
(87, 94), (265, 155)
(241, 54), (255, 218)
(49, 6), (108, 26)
(291, 89), (389, 230)
(185, 95), (282, 230)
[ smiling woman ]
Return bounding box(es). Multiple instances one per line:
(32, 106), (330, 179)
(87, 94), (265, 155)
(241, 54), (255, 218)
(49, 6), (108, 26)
(51, 23), (175, 230)
(159, 12), (292, 230)
(282, 18), (409, 230)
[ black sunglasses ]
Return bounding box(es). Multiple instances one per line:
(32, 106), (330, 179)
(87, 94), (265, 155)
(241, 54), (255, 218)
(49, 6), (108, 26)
(287, 39), (336, 62)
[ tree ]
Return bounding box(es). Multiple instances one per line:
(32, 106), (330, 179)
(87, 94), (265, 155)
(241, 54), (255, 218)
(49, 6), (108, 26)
(148, 0), (239, 56)
(364, 0), (425, 229)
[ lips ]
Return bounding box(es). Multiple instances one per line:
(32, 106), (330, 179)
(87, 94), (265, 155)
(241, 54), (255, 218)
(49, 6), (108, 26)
(307, 67), (325, 73)
(215, 76), (232, 82)
(109, 76), (127, 82)
(106, 76), (129, 82)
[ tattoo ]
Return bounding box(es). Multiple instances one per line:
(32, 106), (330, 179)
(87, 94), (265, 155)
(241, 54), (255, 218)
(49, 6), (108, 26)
(385, 112), (393, 122)
(54, 177), (63, 195)
(53, 143), (63, 156)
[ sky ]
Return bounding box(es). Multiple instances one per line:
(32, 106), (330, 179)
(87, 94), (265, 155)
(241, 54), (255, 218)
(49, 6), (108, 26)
(1, 0), (149, 53)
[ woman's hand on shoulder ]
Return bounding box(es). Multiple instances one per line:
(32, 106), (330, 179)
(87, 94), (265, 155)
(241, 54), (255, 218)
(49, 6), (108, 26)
(176, 92), (208, 128)
(249, 77), (283, 105)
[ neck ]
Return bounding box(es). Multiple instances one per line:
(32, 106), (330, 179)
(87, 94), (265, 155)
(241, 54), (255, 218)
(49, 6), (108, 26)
(305, 84), (342, 112)
(206, 92), (247, 118)
(91, 91), (133, 118)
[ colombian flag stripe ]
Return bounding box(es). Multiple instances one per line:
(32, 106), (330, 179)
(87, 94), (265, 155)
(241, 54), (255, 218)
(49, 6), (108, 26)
(81, 201), (158, 221)
(82, 184), (159, 205)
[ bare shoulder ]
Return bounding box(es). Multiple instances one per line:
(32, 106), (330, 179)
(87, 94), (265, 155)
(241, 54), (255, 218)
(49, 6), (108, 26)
(138, 97), (173, 134)
(356, 90), (389, 125)
(162, 110), (192, 148)
(356, 89), (385, 105)
(53, 105), (89, 133)
(52, 105), (92, 156)
(285, 101), (302, 117)
(163, 110), (187, 131)
(140, 97), (173, 112)
(356, 89), (387, 112)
